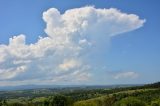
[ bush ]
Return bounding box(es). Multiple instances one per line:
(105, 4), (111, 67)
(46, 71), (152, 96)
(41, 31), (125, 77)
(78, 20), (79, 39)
(48, 95), (73, 106)
(151, 99), (160, 106)
(114, 97), (146, 106)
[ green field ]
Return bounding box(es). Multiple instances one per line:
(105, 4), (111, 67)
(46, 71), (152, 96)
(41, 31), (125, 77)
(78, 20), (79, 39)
(0, 82), (160, 106)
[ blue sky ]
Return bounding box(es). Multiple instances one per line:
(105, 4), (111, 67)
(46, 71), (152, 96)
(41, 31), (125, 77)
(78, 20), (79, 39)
(0, 0), (160, 86)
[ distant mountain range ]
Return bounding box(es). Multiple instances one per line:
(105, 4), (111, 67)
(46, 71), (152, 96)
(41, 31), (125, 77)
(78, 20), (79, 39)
(0, 84), (143, 91)
(0, 82), (159, 91)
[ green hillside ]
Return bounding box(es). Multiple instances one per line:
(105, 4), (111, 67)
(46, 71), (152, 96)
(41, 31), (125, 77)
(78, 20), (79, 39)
(0, 82), (159, 106)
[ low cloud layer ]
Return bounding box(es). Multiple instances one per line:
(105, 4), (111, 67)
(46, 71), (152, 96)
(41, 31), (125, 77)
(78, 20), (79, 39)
(0, 6), (145, 86)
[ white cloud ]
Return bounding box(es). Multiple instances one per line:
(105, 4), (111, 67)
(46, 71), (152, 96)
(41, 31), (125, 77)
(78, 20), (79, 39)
(0, 6), (145, 86)
(43, 6), (145, 39)
(114, 71), (139, 79)
(58, 59), (81, 71)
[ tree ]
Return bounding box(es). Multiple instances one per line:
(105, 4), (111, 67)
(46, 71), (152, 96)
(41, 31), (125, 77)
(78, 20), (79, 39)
(48, 95), (73, 106)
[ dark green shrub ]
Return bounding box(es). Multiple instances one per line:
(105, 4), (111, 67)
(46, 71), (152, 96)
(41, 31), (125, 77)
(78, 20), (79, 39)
(49, 95), (73, 106)
(114, 97), (146, 106)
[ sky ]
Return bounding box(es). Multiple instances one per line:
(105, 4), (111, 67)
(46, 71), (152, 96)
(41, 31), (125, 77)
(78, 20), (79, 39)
(0, 0), (160, 86)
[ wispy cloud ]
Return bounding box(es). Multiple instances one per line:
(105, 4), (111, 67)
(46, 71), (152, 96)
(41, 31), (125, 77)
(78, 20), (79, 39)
(114, 71), (139, 79)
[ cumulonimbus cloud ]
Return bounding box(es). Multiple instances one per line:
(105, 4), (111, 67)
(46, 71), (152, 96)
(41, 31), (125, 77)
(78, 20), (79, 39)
(0, 6), (145, 86)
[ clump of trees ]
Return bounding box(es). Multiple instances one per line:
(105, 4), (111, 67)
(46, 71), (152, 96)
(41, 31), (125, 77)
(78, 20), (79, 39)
(0, 95), (73, 106)
(44, 95), (73, 106)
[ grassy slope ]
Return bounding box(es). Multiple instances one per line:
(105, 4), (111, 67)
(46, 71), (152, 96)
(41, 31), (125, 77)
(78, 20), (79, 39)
(3, 82), (160, 105)
(74, 88), (160, 106)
